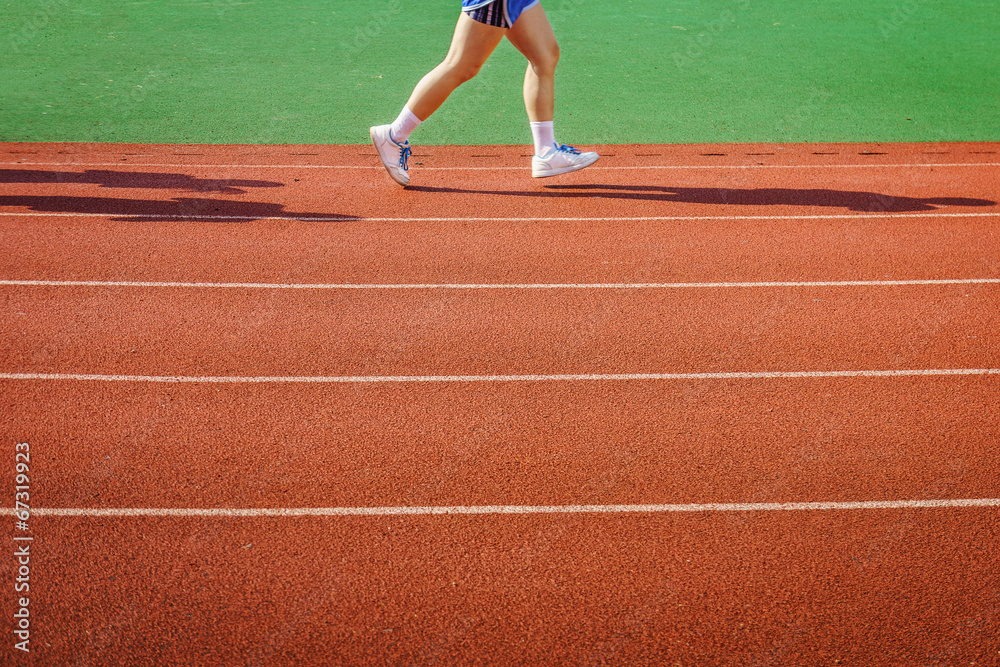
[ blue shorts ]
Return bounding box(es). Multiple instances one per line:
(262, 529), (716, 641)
(462, 0), (540, 28)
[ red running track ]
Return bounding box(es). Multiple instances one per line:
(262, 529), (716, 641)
(1, 141), (999, 665)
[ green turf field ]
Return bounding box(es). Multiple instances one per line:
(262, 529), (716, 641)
(1, 0), (997, 145)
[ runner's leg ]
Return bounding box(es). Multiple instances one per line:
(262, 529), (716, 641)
(405, 12), (507, 122)
(505, 3), (559, 123)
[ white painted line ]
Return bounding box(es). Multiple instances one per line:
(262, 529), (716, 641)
(4, 161), (1000, 171)
(2, 279), (999, 290)
(0, 212), (356, 222)
(0, 212), (998, 223)
(1, 369), (998, 384)
(17, 498), (1000, 518)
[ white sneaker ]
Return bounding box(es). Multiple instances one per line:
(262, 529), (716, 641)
(370, 124), (411, 186)
(531, 144), (599, 178)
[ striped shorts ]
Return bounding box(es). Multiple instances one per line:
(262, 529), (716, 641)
(464, 0), (510, 28)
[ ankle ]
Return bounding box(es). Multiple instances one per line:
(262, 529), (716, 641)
(530, 120), (556, 156)
(390, 106), (422, 144)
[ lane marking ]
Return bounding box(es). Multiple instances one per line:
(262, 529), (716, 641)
(1, 369), (998, 384)
(2, 279), (999, 290)
(4, 161), (1000, 171)
(0, 212), (998, 223)
(17, 498), (1000, 518)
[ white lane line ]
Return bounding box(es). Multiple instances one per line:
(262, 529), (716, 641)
(0, 212), (358, 222)
(2, 279), (999, 290)
(4, 161), (1000, 170)
(0, 212), (998, 223)
(17, 498), (1000, 518)
(1, 369), (998, 384)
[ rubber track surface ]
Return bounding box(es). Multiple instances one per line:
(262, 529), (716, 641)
(1, 142), (999, 665)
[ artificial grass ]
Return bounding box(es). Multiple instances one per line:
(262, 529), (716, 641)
(1, 0), (996, 145)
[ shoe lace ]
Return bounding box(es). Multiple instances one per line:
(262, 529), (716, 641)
(399, 143), (411, 170)
(556, 144), (582, 155)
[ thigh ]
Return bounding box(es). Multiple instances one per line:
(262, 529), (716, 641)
(444, 11), (507, 71)
(504, 3), (558, 66)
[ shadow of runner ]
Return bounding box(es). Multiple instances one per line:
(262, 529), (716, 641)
(406, 184), (997, 213)
(547, 184), (998, 213)
(0, 169), (283, 194)
(0, 195), (357, 222)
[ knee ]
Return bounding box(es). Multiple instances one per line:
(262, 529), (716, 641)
(442, 57), (483, 84)
(530, 43), (560, 77)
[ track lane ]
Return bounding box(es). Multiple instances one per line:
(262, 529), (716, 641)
(3, 212), (998, 286)
(4, 377), (998, 509)
(1, 154), (996, 220)
(7, 511), (997, 666)
(1, 284), (997, 377)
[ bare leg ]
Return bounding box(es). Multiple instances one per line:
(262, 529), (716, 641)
(405, 13), (506, 121)
(505, 4), (560, 123)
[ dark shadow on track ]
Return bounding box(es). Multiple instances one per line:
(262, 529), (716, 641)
(406, 184), (996, 213)
(0, 195), (357, 223)
(0, 169), (283, 194)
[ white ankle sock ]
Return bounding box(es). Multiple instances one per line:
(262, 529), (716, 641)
(530, 121), (556, 156)
(390, 106), (422, 144)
